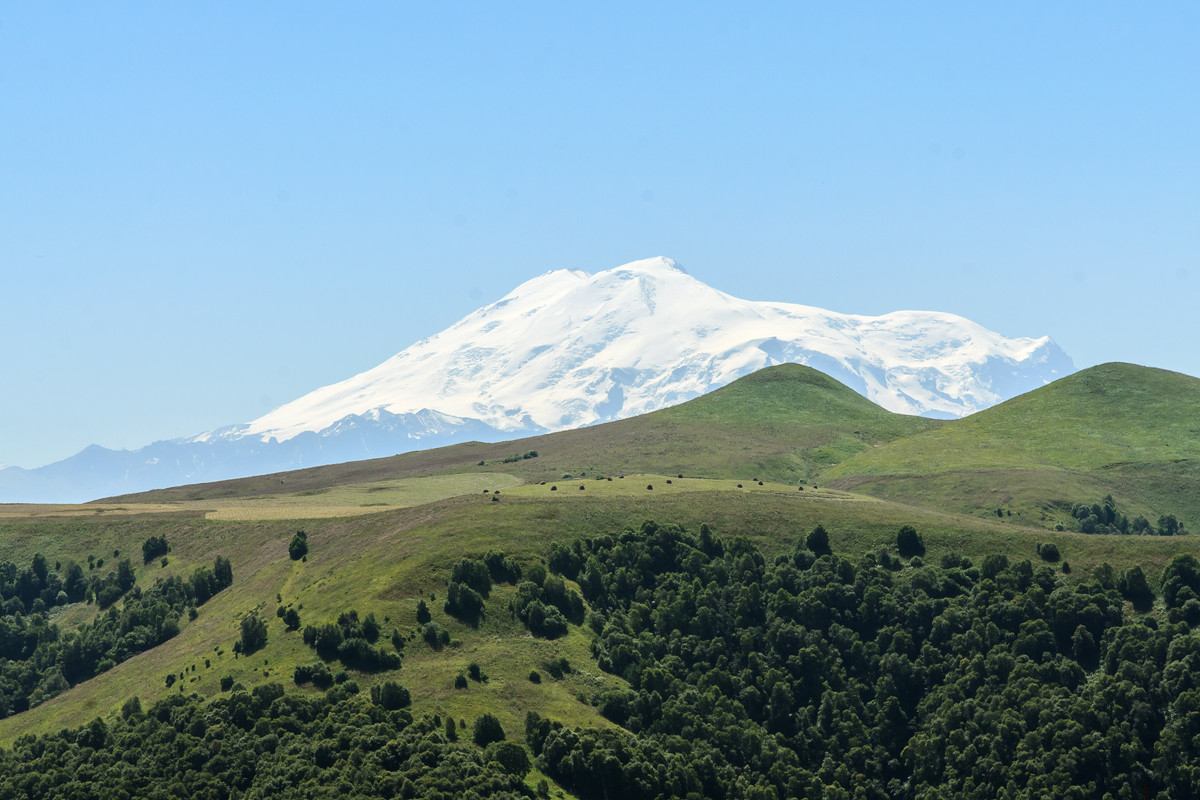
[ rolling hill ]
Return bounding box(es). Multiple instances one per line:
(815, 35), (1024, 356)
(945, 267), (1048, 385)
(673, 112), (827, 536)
(3, 360), (1200, 799)
(825, 362), (1200, 530)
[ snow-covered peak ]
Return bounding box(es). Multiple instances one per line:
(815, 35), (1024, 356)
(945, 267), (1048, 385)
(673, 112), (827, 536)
(231, 257), (1073, 445)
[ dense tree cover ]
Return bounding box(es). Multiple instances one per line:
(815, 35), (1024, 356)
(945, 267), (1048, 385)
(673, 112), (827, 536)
(525, 521), (1200, 799)
(301, 609), (400, 672)
(0, 556), (233, 719)
(0, 554), (87, 617)
(1070, 495), (1189, 536)
(0, 687), (532, 800)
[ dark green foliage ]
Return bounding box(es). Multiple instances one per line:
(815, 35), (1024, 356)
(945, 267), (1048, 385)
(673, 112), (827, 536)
(239, 614), (268, 655)
(293, 661), (333, 688)
(282, 607), (301, 631)
(896, 524), (925, 558)
(805, 523), (831, 556)
(547, 543), (583, 580)
(1071, 494), (1189, 535)
(445, 716), (458, 741)
(0, 689), (531, 799)
(454, 672), (468, 689)
(444, 580), (485, 624)
(214, 556), (233, 587)
(484, 550), (522, 584)
(485, 741), (531, 777)
(528, 669), (542, 683)
(473, 712), (506, 747)
(141, 535), (171, 564)
(422, 621), (450, 649)
(451, 558), (492, 596)
(288, 530), (309, 560)
(416, 598), (431, 624)
(513, 570), (585, 639)
(1118, 565), (1155, 611)
(120, 695), (141, 720)
(219, 675), (234, 691)
(371, 679), (411, 709)
(543, 657), (570, 680)
(301, 610), (400, 672)
(1037, 541), (1061, 562)
(500, 449), (539, 463)
(0, 554), (230, 719)
(526, 519), (1199, 800)
(1161, 554), (1200, 609)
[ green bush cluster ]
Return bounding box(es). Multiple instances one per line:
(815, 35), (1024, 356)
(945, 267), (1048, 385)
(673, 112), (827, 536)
(0, 555), (232, 719)
(1071, 494), (1189, 536)
(301, 610), (399, 672)
(140, 536), (171, 565)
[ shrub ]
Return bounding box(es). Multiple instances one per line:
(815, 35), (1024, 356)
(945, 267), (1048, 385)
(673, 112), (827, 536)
(473, 712), (505, 747)
(416, 599), (431, 624)
(422, 622), (450, 650)
(288, 531), (309, 561)
(444, 581), (485, 624)
(371, 680), (411, 709)
(897, 526), (925, 558)
(283, 608), (301, 631)
(239, 615), (268, 655)
(141, 536), (171, 565)
(450, 558), (492, 596)
(484, 741), (531, 777)
(806, 524), (832, 557)
(1037, 542), (1061, 562)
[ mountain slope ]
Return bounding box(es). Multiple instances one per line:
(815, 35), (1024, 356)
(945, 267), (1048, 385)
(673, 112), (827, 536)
(826, 362), (1200, 528)
(236, 256), (1071, 442)
(109, 364), (944, 503)
(1, 256), (1072, 503)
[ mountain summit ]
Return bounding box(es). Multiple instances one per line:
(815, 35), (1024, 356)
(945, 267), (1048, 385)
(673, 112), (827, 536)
(1, 257), (1073, 501)
(231, 255), (1071, 444)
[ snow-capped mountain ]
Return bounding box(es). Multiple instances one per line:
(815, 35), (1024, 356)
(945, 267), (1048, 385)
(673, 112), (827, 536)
(0, 257), (1073, 502)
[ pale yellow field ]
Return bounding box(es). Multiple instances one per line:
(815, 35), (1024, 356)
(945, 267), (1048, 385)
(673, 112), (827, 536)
(0, 472), (525, 522)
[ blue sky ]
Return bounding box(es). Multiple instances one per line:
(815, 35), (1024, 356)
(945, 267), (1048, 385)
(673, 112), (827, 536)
(2, 3), (1198, 469)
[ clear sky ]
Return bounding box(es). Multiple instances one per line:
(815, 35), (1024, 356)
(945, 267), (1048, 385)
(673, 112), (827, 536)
(2, 3), (1198, 469)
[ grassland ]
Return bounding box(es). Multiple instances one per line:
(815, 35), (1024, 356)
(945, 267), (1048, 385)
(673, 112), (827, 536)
(4, 361), (1200, 755)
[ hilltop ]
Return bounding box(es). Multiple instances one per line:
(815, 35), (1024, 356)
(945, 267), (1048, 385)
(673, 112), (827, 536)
(827, 362), (1200, 530)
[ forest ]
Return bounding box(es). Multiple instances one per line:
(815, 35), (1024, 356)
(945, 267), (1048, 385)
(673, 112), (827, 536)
(2, 520), (1200, 798)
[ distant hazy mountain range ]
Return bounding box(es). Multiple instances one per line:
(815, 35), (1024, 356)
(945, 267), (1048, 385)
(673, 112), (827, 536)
(0, 257), (1074, 502)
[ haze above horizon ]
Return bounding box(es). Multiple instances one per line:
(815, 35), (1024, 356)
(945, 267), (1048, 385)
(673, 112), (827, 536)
(3, 4), (1198, 469)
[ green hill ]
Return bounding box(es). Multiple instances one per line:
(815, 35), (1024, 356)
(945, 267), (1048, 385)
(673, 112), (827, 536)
(826, 362), (1200, 529)
(5, 361), (1200, 799)
(110, 363), (942, 504)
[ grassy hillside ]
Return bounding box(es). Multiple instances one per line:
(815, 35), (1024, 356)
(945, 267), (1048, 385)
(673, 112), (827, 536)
(826, 362), (1200, 529)
(6, 359), (1200, 782)
(108, 363), (942, 504)
(6, 475), (1200, 744)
